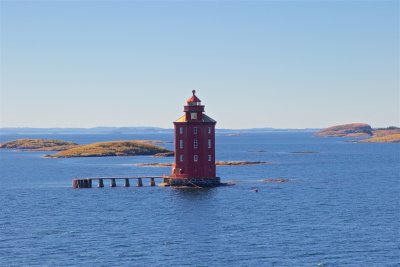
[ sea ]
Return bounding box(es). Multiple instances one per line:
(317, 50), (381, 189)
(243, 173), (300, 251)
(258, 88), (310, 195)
(0, 132), (399, 266)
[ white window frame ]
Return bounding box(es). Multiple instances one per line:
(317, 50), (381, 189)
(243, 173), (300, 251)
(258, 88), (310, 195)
(208, 155), (211, 162)
(191, 113), (197, 120)
(179, 140), (183, 149)
(194, 127), (198, 134)
(179, 127), (183, 134)
(194, 155), (198, 162)
(194, 139), (198, 149)
(208, 139), (211, 148)
(180, 155), (183, 162)
(208, 127), (211, 134)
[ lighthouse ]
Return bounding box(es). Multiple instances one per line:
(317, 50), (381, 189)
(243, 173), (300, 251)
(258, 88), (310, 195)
(165, 90), (221, 187)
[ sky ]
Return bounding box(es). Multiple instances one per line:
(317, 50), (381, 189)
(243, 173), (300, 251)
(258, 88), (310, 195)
(0, 0), (398, 129)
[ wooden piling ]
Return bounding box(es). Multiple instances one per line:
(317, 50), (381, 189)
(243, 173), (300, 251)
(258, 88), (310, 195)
(72, 176), (164, 189)
(110, 178), (116, 187)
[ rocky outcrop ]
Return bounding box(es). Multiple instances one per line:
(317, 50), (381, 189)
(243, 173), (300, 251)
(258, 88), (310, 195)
(153, 152), (174, 157)
(0, 139), (78, 151)
(315, 123), (372, 137)
(135, 163), (172, 167)
(358, 134), (400, 143)
(371, 128), (400, 137)
(316, 124), (400, 139)
(47, 140), (172, 158)
(260, 179), (289, 183)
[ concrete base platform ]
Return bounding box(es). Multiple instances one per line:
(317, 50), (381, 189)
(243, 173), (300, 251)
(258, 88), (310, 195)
(162, 177), (222, 188)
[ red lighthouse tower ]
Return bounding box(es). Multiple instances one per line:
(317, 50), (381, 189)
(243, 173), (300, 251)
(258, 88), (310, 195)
(165, 90), (220, 187)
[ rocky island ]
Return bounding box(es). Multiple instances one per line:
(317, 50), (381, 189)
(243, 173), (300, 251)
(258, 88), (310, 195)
(47, 140), (172, 158)
(315, 123), (400, 141)
(358, 134), (400, 143)
(0, 139), (78, 151)
(315, 123), (373, 137)
(0, 139), (173, 157)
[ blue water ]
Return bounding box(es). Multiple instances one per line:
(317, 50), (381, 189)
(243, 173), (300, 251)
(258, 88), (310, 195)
(0, 132), (399, 266)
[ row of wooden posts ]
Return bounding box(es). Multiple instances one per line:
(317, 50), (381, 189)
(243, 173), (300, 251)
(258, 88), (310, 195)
(72, 177), (161, 189)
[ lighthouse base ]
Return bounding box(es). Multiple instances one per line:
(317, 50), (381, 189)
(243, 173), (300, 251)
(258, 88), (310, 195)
(162, 177), (221, 188)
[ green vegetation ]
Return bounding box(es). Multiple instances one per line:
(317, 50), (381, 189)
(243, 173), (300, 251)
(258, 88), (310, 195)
(0, 139), (78, 151)
(358, 134), (400, 143)
(48, 140), (172, 158)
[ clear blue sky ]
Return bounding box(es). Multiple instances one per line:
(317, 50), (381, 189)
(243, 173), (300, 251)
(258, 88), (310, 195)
(1, 0), (398, 129)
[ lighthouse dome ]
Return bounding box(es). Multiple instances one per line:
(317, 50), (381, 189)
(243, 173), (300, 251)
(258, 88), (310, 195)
(187, 90), (201, 105)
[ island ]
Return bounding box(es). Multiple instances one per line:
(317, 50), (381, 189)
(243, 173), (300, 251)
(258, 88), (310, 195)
(0, 139), (173, 157)
(0, 139), (78, 151)
(315, 123), (400, 140)
(315, 123), (373, 137)
(358, 134), (400, 143)
(370, 128), (400, 137)
(47, 140), (172, 158)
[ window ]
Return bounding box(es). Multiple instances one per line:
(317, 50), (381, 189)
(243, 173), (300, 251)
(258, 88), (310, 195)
(191, 113), (197, 120)
(179, 127), (183, 134)
(208, 155), (212, 162)
(179, 140), (183, 149)
(208, 139), (211, 148)
(194, 139), (198, 149)
(180, 155), (183, 162)
(194, 155), (198, 162)
(193, 127), (198, 134)
(208, 127), (211, 134)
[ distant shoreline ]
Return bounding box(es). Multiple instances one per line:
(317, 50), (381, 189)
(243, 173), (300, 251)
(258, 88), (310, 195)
(0, 127), (319, 135)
